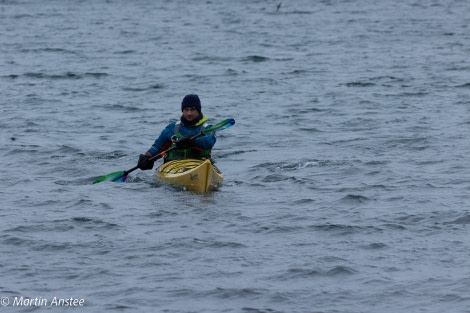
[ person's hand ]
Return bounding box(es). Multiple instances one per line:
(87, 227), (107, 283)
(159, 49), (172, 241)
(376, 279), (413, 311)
(175, 135), (193, 149)
(137, 154), (154, 170)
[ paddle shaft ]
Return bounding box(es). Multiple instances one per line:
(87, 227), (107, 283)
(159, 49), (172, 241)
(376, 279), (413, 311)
(93, 118), (234, 184)
(123, 130), (208, 176)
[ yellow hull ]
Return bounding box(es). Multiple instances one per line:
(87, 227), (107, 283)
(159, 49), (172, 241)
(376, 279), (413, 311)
(155, 159), (224, 192)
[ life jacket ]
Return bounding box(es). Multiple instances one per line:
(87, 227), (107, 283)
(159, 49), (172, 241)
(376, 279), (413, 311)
(164, 120), (212, 162)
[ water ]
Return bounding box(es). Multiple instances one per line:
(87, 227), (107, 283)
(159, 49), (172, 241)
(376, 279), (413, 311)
(1, 0), (470, 312)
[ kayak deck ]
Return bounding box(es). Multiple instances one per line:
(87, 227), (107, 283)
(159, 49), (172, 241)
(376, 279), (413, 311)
(155, 159), (223, 192)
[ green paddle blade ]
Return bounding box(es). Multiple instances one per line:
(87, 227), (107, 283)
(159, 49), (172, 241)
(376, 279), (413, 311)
(92, 170), (127, 184)
(203, 118), (235, 134)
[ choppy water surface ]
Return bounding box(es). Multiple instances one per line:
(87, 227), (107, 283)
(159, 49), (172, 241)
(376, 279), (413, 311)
(1, 0), (470, 312)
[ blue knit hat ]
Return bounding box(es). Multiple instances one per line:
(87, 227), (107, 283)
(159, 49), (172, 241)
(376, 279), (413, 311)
(181, 94), (201, 113)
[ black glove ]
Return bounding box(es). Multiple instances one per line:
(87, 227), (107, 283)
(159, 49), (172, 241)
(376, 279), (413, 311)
(137, 154), (154, 170)
(175, 135), (194, 149)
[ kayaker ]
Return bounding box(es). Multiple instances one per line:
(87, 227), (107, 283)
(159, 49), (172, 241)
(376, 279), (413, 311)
(136, 94), (216, 170)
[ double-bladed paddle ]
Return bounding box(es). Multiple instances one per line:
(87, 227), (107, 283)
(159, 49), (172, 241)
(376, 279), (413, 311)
(92, 118), (235, 184)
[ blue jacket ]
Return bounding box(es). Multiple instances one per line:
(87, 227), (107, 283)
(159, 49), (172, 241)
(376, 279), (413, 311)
(146, 115), (216, 160)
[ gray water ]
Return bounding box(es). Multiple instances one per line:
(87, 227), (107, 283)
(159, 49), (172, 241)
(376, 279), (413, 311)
(1, 0), (470, 312)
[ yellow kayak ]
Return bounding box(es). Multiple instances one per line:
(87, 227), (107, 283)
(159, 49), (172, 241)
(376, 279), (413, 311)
(155, 159), (223, 192)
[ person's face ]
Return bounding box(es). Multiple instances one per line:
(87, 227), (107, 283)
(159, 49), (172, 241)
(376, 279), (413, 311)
(182, 107), (199, 121)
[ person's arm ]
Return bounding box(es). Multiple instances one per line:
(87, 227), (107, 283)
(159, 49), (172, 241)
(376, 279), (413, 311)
(194, 130), (216, 149)
(137, 122), (175, 170)
(146, 122), (175, 156)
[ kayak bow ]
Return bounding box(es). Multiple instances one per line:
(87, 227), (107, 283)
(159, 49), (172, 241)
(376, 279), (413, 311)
(156, 159), (223, 192)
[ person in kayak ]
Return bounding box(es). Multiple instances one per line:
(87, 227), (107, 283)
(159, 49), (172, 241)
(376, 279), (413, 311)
(136, 94), (216, 170)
